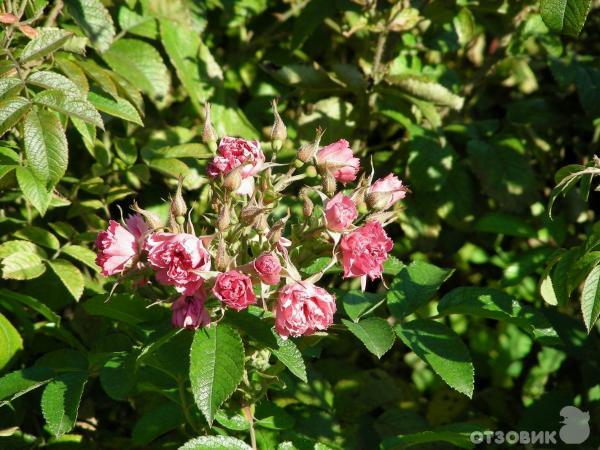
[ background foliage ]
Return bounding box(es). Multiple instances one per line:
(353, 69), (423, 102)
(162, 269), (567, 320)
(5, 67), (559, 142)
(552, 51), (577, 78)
(0, 0), (599, 449)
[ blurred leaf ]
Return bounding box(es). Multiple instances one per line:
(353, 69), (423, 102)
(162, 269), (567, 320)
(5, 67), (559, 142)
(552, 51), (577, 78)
(0, 289), (60, 324)
(0, 313), (22, 371)
(64, 0), (115, 52)
(103, 38), (171, 100)
(14, 226), (60, 250)
(132, 401), (184, 446)
(396, 319), (474, 397)
(291, 0), (336, 49)
(190, 324), (245, 426)
(99, 352), (137, 400)
(386, 75), (464, 110)
(88, 90), (143, 125)
(83, 294), (163, 325)
(540, 0), (591, 36)
(475, 212), (536, 238)
(41, 371), (87, 437)
(342, 318), (395, 359)
(382, 423), (483, 449)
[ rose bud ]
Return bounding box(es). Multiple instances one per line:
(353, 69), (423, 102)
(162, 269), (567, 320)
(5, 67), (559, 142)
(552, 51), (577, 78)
(270, 98), (287, 152)
(297, 127), (325, 163)
(324, 193), (358, 232)
(146, 232), (211, 295)
(170, 176), (187, 218)
(300, 189), (314, 218)
(0, 13), (18, 24)
(322, 172), (337, 196)
(95, 214), (148, 276)
(253, 253), (282, 285)
(315, 139), (360, 183)
(215, 237), (229, 271)
(171, 290), (211, 330)
(131, 201), (163, 229)
(216, 204), (231, 232)
(222, 164), (243, 192)
(367, 174), (408, 210)
(212, 270), (257, 311)
(340, 221), (393, 281)
(202, 102), (218, 152)
(275, 281), (336, 338)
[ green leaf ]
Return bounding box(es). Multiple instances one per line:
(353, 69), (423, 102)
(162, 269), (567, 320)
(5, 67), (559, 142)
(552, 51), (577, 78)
(0, 288), (61, 324)
(453, 7), (476, 46)
(41, 371), (87, 437)
(64, 0), (116, 52)
(0, 312), (23, 371)
(0, 77), (23, 100)
(271, 333), (307, 382)
(33, 89), (103, 129)
(48, 259), (84, 301)
(27, 71), (82, 97)
(99, 352), (137, 400)
(60, 244), (99, 272)
(581, 264), (600, 333)
(475, 212), (536, 238)
(88, 90), (143, 125)
(132, 402), (185, 446)
(14, 226), (60, 250)
(386, 75), (464, 110)
(16, 167), (50, 215)
(382, 423), (483, 449)
(342, 318), (395, 359)
(0, 367), (53, 406)
(387, 261), (453, 320)
(118, 6), (157, 39)
(83, 294), (163, 325)
(179, 436), (252, 450)
(0, 240), (47, 259)
(255, 402), (295, 430)
(437, 287), (559, 345)
(103, 38), (170, 100)
(0, 97), (30, 136)
(20, 28), (71, 63)
(23, 109), (68, 189)
(1, 252), (46, 280)
(56, 56), (89, 93)
(342, 290), (386, 322)
(395, 319), (474, 397)
(189, 324), (245, 426)
(540, 0), (591, 36)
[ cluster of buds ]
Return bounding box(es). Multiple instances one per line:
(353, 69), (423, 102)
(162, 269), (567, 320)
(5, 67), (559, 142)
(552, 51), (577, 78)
(95, 102), (408, 338)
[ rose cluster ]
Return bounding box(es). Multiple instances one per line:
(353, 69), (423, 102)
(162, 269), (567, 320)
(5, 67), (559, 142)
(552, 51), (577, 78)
(95, 103), (407, 338)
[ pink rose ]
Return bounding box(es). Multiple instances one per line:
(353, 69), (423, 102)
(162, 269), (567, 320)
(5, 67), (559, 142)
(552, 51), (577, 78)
(324, 193), (358, 232)
(212, 270), (257, 311)
(207, 137), (265, 195)
(146, 232), (211, 295)
(171, 290), (211, 329)
(275, 281), (336, 338)
(340, 221), (393, 280)
(95, 214), (148, 276)
(253, 253), (282, 285)
(315, 139), (360, 183)
(368, 174), (408, 209)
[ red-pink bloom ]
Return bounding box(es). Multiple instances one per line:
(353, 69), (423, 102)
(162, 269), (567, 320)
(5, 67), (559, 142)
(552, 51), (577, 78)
(95, 215), (147, 276)
(207, 137), (265, 195)
(171, 290), (211, 329)
(315, 139), (360, 183)
(324, 193), (358, 232)
(340, 221), (393, 280)
(369, 174), (408, 209)
(146, 232), (211, 295)
(212, 270), (257, 311)
(253, 253), (282, 285)
(275, 282), (336, 338)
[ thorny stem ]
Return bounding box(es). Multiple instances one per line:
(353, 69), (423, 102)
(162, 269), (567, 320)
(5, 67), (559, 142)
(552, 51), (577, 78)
(44, 0), (63, 27)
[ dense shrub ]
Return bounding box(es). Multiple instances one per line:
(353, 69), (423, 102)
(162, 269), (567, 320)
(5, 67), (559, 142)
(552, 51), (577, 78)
(0, 0), (599, 449)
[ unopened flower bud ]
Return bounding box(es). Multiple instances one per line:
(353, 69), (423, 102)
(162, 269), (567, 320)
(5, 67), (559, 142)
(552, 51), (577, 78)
(297, 127), (325, 163)
(18, 24), (37, 38)
(322, 172), (337, 196)
(255, 214), (269, 233)
(0, 13), (18, 24)
(170, 176), (187, 218)
(270, 99), (287, 152)
(305, 165), (318, 178)
(168, 212), (180, 233)
(300, 189), (313, 218)
(366, 191), (393, 211)
(202, 102), (218, 152)
(217, 205), (231, 231)
(223, 165), (243, 192)
(216, 237), (229, 270)
(241, 204), (263, 226)
(131, 201), (163, 229)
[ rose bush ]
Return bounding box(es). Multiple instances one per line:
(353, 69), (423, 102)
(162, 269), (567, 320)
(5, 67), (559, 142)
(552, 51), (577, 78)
(0, 1), (599, 449)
